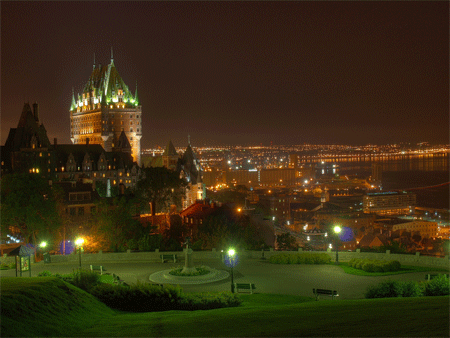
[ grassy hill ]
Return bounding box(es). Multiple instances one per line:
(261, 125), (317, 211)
(1, 277), (115, 337)
(1, 277), (449, 337)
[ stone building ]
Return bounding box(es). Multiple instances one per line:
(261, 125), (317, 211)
(2, 102), (140, 191)
(69, 51), (142, 165)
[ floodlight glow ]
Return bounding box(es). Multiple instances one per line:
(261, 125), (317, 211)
(40, 241), (47, 248)
(334, 226), (342, 234)
(228, 248), (235, 257)
(75, 237), (85, 246)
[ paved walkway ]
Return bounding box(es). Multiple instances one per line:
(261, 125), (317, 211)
(1, 258), (446, 299)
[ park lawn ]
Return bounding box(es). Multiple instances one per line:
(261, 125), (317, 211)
(2, 277), (448, 337)
(338, 262), (448, 276)
(99, 274), (115, 284)
(80, 295), (449, 337)
(0, 277), (115, 337)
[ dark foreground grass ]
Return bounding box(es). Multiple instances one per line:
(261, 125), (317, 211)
(80, 295), (449, 337)
(2, 278), (449, 337)
(338, 262), (448, 276)
(1, 277), (114, 337)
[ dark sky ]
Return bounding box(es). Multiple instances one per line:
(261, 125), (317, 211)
(2, 1), (448, 148)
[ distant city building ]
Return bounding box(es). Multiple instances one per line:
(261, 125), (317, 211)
(142, 140), (206, 210)
(363, 191), (416, 215)
(392, 221), (438, 239)
(69, 51), (142, 165)
(224, 168), (296, 188)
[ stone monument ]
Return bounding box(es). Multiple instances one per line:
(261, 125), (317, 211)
(181, 237), (197, 274)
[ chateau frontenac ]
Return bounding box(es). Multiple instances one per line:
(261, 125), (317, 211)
(70, 51), (142, 165)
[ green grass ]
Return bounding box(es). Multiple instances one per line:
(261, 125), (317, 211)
(81, 295), (449, 337)
(99, 274), (115, 284)
(0, 277), (114, 337)
(338, 262), (448, 276)
(1, 278), (449, 337)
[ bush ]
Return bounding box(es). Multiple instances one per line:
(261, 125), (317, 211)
(72, 270), (101, 292)
(37, 269), (100, 292)
(350, 259), (401, 273)
(169, 266), (210, 276)
(365, 280), (404, 298)
(90, 282), (241, 312)
(401, 281), (423, 297)
(424, 275), (450, 296)
(362, 262), (375, 272)
(366, 280), (427, 299)
(269, 253), (331, 265)
(37, 270), (53, 277)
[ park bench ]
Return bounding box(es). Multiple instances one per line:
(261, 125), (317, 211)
(160, 254), (177, 263)
(234, 283), (256, 294)
(90, 265), (106, 275)
(313, 288), (339, 300)
(425, 273), (449, 281)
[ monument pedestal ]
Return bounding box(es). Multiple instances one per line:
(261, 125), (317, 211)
(181, 248), (197, 274)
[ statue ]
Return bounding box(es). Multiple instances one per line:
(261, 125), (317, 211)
(181, 237), (196, 274)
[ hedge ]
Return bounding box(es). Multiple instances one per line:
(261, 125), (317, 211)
(89, 282), (241, 312)
(365, 275), (449, 298)
(348, 258), (401, 272)
(269, 253), (331, 264)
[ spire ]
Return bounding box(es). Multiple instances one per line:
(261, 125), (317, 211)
(93, 53), (96, 70)
(163, 140), (177, 156)
(101, 88), (107, 105)
(110, 47), (114, 64)
(71, 87), (76, 110)
(134, 81), (139, 105)
(188, 134), (191, 145)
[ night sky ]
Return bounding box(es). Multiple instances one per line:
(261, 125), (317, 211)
(2, 1), (448, 148)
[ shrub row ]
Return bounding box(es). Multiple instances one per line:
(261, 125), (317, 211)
(38, 270), (101, 292)
(169, 266), (210, 276)
(348, 258), (401, 272)
(38, 270), (241, 311)
(365, 275), (449, 298)
(89, 282), (241, 312)
(0, 262), (16, 270)
(269, 253), (331, 264)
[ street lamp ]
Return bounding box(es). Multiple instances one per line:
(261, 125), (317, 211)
(75, 237), (84, 269)
(40, 241), (48, 264)
(228, 248), (236, 293)
(333, 226), (342, 265)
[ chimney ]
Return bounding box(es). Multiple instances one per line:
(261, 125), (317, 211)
(86, 138), (90, 145)
(54, 138), (57, 146)
(33, 102), (39, 121)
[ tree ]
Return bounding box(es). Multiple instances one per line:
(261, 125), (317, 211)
(134, 167), (187, 214)
(1, 173), (61, 245)
(161, 216), (188, 251)
(277, 232), (298, 250)
(91, 196), (142, 252)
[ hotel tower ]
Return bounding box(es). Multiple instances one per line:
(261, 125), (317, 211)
(70, 50), (142, 165)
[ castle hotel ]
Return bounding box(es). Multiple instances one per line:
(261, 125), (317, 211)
(70, 51), (142, 165)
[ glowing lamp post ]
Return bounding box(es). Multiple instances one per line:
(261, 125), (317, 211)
(226, 248), (237, 293)
(75, 237), (84, 269)
(333, 226), (342, 265)
(40, 241), (49, 264)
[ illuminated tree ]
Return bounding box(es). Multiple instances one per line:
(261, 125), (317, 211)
(134, 167), (187, 214)
(1, 173), (61, 245)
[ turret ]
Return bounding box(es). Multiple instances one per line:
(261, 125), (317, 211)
(71, 88), (76, 111)
(32, 102), (39, 122)
(134, 82), (139, 106)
